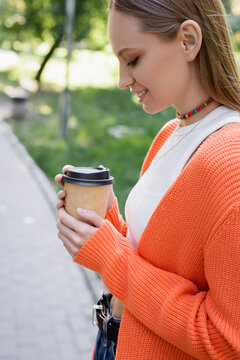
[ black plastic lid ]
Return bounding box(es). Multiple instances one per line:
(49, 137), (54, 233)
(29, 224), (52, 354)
(62, 166), (114, 186)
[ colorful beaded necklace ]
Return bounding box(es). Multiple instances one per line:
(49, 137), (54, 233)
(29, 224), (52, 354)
(177, 97), (213, 120)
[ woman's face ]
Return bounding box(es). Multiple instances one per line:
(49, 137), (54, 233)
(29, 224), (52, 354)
(108, 10), (191, 114)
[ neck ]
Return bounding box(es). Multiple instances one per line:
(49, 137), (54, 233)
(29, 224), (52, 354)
(174, 63), (222, 126)
(180, 101), (221, 126)
(178, 101), (221, 127)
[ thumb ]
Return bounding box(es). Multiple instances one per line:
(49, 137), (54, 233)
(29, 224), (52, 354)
(77, 208), (105, 228)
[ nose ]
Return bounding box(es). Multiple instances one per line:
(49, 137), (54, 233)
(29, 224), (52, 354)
(118, 65), (135, 89)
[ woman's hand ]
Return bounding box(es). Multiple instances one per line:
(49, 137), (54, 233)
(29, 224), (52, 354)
(55, 164), (73, 210)
(55, 164), (74, 187)
(57, 207), (105, 258)
(55, 164), (116, 211)
(55, 164), (113, 257)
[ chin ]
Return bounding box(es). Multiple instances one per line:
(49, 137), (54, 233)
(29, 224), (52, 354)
(143, 104), (166, 115)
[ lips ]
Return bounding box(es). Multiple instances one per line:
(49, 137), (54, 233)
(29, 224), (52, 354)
(137, 89), (149, 103)
(137, 89), (148, 99)
(131, 88), (149, 103)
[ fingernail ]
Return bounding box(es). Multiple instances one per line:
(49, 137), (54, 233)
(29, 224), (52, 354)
(77, 208), (87, 215)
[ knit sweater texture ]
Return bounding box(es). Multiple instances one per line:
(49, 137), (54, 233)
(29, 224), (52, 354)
(74, 119), (240, 360)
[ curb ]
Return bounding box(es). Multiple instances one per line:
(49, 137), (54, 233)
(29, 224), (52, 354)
(0, 118), (106, 303)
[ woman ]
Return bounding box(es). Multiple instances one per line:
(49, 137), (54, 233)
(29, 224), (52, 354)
(55, 0), (240, 359)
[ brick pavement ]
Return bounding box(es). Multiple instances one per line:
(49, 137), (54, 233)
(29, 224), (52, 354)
(0, 110), (105, 360)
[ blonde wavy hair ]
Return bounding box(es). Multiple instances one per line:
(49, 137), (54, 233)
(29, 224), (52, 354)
(109, 0), (240, 112)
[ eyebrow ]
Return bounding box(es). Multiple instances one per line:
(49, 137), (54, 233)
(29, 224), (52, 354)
(117, 47), (138, 57)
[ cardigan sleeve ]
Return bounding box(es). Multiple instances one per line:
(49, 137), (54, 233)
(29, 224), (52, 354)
(73, 204), (240, 359)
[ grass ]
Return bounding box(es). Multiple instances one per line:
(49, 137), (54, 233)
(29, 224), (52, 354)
(0, 58), (175, 214)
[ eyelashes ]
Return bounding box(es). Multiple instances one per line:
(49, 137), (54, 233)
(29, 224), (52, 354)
(127, 57), (139, 67)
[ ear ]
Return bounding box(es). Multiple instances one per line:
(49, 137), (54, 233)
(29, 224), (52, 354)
(179, 20), (202, 62)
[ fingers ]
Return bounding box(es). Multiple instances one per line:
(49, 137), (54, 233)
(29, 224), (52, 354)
(56, 200), (64, 210)
(77, 208), (105, 228)
(58, 207), (97, 236)
(57, 208), (102, 256)
(58, 207), (104, 235)
(57, 220), (81, 248)
(62, 164), (74, 173)
(58, 190), (66, 200)
(55, 174), (64, 187)
(58, 231), (79, 258)
(58, 207), (79, 232)
(55, 165), (74, 188)
(57, 207), (97, 253)
(56, 190), (66, 210)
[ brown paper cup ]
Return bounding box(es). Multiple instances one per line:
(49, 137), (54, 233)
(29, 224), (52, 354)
(64, 182), (111, 221)
(62, 166), (114, 222)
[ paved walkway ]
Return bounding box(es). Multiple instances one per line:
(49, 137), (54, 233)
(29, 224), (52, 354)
(0, 101), (105, 360)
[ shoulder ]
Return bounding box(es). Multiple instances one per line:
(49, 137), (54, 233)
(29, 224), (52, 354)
(183, 122), (240, 231)
(148, 118), (179, 151)
(198, 122), (240, 163)
(191, 122), (240, 201)
(158, 118), (179, 136)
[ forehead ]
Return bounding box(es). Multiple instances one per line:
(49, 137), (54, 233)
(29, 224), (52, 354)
(108, 10), (143, 53)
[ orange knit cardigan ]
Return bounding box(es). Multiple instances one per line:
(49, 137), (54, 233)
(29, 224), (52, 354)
(74, 119), (240, 360)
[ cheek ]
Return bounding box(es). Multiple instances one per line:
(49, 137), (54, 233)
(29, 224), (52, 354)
(139, 54), (189, 114)
(151, 55), (189, 102)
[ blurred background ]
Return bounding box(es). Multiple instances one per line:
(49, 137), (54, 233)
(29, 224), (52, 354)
(0, 0), (239, 213)
(0, 1), (239, 359)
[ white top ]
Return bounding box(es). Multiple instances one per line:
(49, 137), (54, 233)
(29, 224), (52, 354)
(125, 106), (240, 250)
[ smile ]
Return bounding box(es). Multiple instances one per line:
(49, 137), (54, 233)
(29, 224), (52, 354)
(137, 89), (148, 99)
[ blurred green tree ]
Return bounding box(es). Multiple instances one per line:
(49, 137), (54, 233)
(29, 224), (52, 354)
(222, 0), (240, 34)
(0, 0), (239, 85)
(222, 0), (232, 13)
(0, 0), (108, 84)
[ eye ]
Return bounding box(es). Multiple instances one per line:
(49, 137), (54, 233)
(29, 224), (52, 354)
(127, 57), (139, 67)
